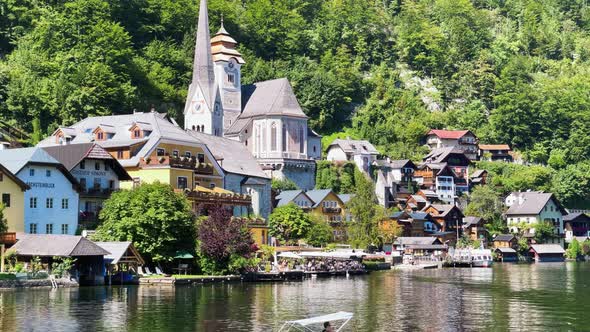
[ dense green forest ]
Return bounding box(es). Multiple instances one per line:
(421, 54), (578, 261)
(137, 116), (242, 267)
(1, 0), (590, 206)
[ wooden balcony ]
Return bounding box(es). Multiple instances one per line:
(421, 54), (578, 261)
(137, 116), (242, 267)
(322, 207), (342, 214)
(0, 232), (16, 245)
(140, 156), (214, 175)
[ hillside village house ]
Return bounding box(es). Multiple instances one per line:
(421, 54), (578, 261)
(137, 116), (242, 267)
(185, 0), (319, 190)
(478, 144), (513, 162)
(470, 169), (488, 187)
(463, 216), (488, 247)
(505, 192), (567, 246)
(373, 159), (416, 209)
(425, 129), (478, 160)
(0, 148), (79, 235)
(42, 143), (132, 228)
(422, 147), (471, 196)
(0, 163), (29, 233)
(422, 204), (464, 245)
(276, 189), (350, 242)
(563, 213), (590, 244)
(388, 211), (433, 237)
(37, 112), (259, 217)
(414, 163), (456, 204)
(326, 138), (379, 175)
(492, 234), (518, 249)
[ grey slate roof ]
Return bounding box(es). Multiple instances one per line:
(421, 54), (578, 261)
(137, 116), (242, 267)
(393, 237), (439, 245)
(493, 234), (515, 242)
(506, 192), (567, 215)
(94, 241), (145, 265)
(0, 147), (61, 174)
(42, 143), (131, 180)
(530, 244), (565, 254)
(276, 190), (307, 207)
(463, 216), (484, 226)
(240, 78), (308, 119)
(424, 147), (469, 164)
(338, 194), (353, 204)
(428, 204), (461, 217)
(471, 170), (486, 178)
(37, 112), (206, 168)
(13, 234), (110, 257)
(328, 138), (379, 155)
(563, 212), (589, 222)
(495, 247), (517, 254)
(186, 130), (268, 179)
(374, 159), (415, 169)
(306, 189), (338, 208)
(390, 211), (430, 220)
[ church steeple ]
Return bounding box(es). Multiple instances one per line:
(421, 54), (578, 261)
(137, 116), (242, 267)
(191, 0), (215, 108)
(184, 0), (223, 136)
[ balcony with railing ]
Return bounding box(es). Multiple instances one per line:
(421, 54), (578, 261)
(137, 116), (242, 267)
(0, 232), (16, 245)
(322, 207), (342, 214)
(140, 155), (214, 175)
(254, 151), (312, 160)
(80, 187), (115, 198)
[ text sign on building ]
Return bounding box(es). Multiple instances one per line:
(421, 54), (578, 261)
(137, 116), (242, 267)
(71, 170), (108, 177)
(26, 182), (55, 188)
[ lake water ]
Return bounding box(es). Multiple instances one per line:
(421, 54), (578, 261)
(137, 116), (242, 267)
(1, 263), (589, 331)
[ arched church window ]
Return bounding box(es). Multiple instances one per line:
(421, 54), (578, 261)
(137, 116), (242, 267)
(271, 123), (277, 151)
(192, 125), (196, 131)
(299, 125), (304, 153)
(201, 125), (205, 132)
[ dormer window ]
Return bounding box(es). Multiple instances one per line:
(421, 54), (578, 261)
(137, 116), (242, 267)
(133, 129), (141, 138)
(97, 132), (104, 140)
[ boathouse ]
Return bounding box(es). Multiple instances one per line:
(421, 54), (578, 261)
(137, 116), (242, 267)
(529, 244), (565, 263)
(95, 241), (145, 284)
(11, 234), (110, 285)
(494, 247), (518, 262)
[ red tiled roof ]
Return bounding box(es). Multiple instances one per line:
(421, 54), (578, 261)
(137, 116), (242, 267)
(427, 129), (471, 139)
(479, 144), (511, 150)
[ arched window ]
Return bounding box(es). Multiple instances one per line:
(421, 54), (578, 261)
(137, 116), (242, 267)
(299, 125), (304, 153)
(271, 123), (277, 151)
(255, 124), (261, 154)
(201, 125), (205, 132)
(192, 125), (196, 131)
(282, 124), (287, 152)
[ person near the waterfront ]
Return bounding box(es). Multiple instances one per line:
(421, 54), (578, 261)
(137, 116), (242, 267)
(322, 321), (334, 332)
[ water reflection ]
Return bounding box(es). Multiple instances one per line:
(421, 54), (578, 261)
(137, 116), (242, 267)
(0, 263), (589, 331)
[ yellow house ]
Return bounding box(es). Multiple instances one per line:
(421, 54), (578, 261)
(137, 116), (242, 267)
(38, 112), (251, 215)
(275, 189), (351, 242)
(0, 163), (29, 232)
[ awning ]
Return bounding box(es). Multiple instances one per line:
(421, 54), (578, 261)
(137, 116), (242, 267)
(277, 252), (302, 259)
(279, 312), (353, 332)
(174, 251), (194, 259)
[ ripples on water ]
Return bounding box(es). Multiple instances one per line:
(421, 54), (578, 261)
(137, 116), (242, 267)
(0, 263), (588, 332)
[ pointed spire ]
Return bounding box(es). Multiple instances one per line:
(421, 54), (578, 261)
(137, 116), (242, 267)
(217, 14), (229, 35)
(192, 0), (215, 108)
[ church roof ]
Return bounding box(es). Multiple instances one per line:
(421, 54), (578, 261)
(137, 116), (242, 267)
(186, 130), (269, 179)
(240, 78), (308, 119)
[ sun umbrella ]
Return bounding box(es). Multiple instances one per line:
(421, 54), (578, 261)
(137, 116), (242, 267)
(174, 251), (194, 259)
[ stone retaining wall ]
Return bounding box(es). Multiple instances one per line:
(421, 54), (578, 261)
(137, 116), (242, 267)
(0, 278), (79, 289)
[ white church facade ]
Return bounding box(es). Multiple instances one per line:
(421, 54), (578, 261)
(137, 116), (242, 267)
(184, 0), (319, 190)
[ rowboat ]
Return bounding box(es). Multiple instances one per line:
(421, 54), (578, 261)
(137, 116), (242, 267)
(278, 311), (354, 332)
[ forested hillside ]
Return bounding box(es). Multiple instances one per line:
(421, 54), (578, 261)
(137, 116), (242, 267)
(1, 1), (590, 168)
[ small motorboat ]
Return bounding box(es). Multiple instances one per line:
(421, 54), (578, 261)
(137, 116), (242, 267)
(279, 311), (353, 331)
(471, 249), (493, 268)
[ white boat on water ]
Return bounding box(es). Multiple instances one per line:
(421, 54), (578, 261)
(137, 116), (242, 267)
(279, 311), (353, 332)
(471, 249), (493, 268)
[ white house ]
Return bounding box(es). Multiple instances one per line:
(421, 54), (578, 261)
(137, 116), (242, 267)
(0, 148), (80, 235)
(425, 129), (478, 161)
(42, 143), (131, 227)
(505, 191), (567, 246)
(326, 138), (379, 174)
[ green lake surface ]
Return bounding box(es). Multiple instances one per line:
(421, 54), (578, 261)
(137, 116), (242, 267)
(1, 262), (589, 331)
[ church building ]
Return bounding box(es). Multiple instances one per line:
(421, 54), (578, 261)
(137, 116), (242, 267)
(184, 0), (319, 190)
